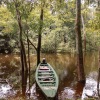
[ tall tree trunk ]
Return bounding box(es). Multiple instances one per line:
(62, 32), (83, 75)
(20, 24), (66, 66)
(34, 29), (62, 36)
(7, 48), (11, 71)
(15, 3), (28, 96)
(27, 31), (31, 94)
(21, 42), (28, 95)
(20, 44), (25, 95)
(15, 8), (26, 96)
(75, 0), (85, 82)
(37, 7), (43, 66)
(81, 15), (86, 51)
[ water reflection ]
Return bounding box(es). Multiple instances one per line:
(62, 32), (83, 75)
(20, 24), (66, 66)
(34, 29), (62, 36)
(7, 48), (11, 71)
(59, 87), (75, 100)
(82, 78), (98, 99)
(0, 79), (16, 99)
(0, 52), (99, 99)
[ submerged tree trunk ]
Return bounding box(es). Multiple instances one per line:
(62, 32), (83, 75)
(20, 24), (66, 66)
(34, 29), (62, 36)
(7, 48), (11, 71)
(97, 68), (100, 98)
(21, 41), (28, 95)
(37, 7), (44, 66)
(97, 49), (100, 98)
(27, 30), (31, 94)
(75, 0), (85, 82)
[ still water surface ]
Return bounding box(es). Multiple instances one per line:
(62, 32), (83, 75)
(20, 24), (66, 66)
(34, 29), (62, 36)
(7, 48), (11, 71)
(0, 52), (99, 100)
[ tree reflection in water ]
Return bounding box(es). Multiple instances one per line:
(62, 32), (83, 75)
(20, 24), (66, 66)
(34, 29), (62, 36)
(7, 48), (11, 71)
(0, 52), (99, 99)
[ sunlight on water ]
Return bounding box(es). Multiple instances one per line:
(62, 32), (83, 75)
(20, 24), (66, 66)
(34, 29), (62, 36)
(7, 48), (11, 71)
(1, 84), (11, 94)
(59, 87), (75, 100)
(82, 77), (98, 100)
(29, 84), (38, 100)
(0, 82), (16, 99)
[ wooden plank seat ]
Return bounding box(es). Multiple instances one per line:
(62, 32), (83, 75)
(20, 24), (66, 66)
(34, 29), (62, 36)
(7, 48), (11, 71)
(38, 73), (54, 76)
(38, 76), (54, 79)
(38, 70), (52, 72)
(38, 78), (55, 81)
(39, 80), (56, 83)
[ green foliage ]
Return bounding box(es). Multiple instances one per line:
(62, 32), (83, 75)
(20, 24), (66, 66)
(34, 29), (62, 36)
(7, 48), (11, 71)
(0, 4), (16, 34)
(85, 6), (100, 50)
(41, 0), (76, 53)
(88, 9), (100, 31)
(42, 30), (59, 53)
(0, 0), (99, 53)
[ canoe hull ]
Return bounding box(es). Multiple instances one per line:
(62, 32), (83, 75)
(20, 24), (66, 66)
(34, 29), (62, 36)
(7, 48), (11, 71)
(35, 63), (59, 99)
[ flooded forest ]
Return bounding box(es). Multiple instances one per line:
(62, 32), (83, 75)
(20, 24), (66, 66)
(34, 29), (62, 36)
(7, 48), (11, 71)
(0, 0), (100, 100)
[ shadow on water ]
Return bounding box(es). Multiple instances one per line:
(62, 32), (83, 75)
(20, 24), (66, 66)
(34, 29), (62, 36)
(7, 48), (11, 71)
(0, 52), (99, 100)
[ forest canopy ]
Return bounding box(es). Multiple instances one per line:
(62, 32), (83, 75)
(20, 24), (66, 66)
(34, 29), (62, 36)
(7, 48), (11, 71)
(0, 0), (100, 53)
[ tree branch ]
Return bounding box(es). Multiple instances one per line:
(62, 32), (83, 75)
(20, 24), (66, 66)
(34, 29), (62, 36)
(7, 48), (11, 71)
(28, 38), (37, 51)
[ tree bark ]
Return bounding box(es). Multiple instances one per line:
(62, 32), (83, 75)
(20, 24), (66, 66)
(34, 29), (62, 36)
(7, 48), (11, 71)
(37, 7), (43, 66)
(81, 15), (86, 52)
(15, 2), (28, 96)
(97, 68), (100, 98)
(75, 0), (85, 82)
(97, 49), (100, 98)
(27, 32), (31, 94)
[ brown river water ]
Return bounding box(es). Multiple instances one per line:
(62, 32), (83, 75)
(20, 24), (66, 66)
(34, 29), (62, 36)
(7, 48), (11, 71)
(0, 52), (99, 100)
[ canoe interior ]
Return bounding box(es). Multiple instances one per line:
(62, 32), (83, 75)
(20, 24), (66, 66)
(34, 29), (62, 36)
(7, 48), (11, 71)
(38, 63), (56, 87)
(35, 63), (59, 98)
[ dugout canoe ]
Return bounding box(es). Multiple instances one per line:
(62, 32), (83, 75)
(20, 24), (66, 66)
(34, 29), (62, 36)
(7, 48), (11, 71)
(35, 62), (59, 99)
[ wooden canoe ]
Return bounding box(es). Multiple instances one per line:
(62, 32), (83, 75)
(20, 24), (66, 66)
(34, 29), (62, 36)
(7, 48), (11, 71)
(35, 63), (59, 99)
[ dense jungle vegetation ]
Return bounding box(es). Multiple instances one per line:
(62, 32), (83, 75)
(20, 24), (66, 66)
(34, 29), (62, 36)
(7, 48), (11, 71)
(0, 0), (100, 99)
(0, 0), (100, 54)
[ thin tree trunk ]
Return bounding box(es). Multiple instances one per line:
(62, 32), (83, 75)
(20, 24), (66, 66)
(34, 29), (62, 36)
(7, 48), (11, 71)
(21, 41), (28, 71)
(15, 8), (26, 96)
(20, 47), (25, 95)
(81, 15), (86, 52)
(75, 0), (85, 82)
(97, 49), (100, 98)
(15, 2), (28, 96)
(22, 42), (28, 95)
(37, 33), (41, 65)
(27, 33), (31, 94)
(37, 7), (43, 66)
(97, 68), (100, 98)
